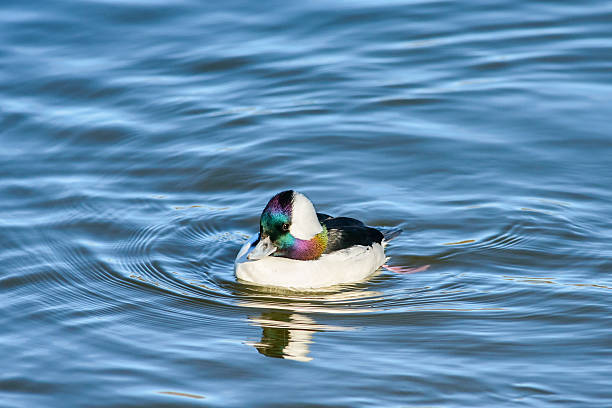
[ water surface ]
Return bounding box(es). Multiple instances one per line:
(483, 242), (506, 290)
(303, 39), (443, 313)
(2, 0), (612, 406)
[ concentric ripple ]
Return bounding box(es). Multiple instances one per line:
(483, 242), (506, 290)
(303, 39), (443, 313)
(2, 0), (612, 406)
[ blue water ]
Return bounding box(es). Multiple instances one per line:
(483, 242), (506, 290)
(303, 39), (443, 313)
(2, 0), (612, 406)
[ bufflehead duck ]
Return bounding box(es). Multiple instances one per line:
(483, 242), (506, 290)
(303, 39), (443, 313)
(235, 190), (401, 289)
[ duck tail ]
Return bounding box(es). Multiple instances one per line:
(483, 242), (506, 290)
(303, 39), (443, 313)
(382, 228), (402, 242)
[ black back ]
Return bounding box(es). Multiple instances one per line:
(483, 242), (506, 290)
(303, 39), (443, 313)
(321, 216), (384, 253)
(316, 212), (333, 223)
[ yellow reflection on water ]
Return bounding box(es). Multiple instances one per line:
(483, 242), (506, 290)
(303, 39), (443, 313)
(443, 239), (475, 245)
(158, 391), (205, 399)
(409, 308), (505, 312)
(503, 276), (611, 290)
(173, 205), (229, 210)
(520, 207), (552, 215)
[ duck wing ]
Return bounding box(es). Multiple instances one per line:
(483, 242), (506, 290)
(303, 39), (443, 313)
(316, 212), (333, 223)
(322, 217), (384, 253)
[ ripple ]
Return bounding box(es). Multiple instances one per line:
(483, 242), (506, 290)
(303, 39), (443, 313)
(476, 222), (531, 251)
(112, 210), (249, 307)
(2, 0), (612, 404)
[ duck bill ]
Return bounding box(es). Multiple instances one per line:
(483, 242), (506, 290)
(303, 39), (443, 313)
(247, 236), (277, 260)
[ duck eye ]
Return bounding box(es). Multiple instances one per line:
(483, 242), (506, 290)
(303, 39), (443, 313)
(282, 223), (289, 232)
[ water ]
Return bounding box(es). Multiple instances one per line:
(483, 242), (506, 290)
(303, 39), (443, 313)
(2, 0), (612, 406)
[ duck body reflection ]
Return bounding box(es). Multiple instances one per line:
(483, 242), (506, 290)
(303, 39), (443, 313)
(249, 312), (317, 362)
(240, 287), (376, 362)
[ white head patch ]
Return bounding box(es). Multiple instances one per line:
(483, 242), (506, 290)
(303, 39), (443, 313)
(290, 192), (323, 240)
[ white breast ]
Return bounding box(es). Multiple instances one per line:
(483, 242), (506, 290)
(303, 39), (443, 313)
(234, 235), (385, 289)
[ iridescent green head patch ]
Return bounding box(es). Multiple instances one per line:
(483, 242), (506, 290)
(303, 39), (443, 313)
(259, 190), (293, 245)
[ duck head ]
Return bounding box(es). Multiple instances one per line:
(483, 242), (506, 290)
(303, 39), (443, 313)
(248, 190), (328, 261)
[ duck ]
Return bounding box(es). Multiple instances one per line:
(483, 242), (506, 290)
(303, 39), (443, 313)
(235, 190), (402, 289)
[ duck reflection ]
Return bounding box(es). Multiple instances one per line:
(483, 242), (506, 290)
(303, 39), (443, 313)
(241, 287), (380, 362)
(249, 311), (318, 362)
